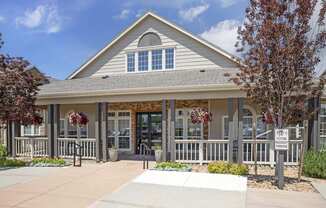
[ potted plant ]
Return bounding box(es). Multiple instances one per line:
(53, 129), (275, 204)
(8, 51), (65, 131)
(154, 144), (163, 163)
(109, 145), (118, 162)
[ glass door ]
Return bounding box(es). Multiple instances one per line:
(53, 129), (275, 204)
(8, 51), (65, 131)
(136, 112), (162, 154)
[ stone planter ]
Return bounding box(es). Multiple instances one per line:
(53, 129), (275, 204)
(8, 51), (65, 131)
(109, 148), (118, 162)
(155, 149), (163, 163)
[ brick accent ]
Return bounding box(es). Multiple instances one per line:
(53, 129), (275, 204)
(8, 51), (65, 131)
(109, 100), (209, 153)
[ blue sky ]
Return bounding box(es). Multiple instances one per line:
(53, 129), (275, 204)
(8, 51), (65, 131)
(0, 0), (248, 79)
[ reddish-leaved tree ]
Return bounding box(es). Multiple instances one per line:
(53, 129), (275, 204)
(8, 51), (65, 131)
(228, 0), (326, 188)
(0, 33), (42, 127)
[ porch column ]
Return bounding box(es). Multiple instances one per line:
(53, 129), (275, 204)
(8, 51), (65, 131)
(308, 97), (320, 150)
(170, 99), (176, 162)
(53, 104), (60, 157)
(47, 104), (55, 158)
(237, 98), (244, 164)
(7, 122), (20, 157)
(162, 100), (167, 161)
(227, 98), (235, 162)
(95, 103), (102, 162)
(6, 122), (12, 156)
(101, 102), (108, 162)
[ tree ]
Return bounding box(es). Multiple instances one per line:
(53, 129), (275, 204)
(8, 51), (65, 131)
(0, 33), (42, 127)
(229, 0), (326, 188)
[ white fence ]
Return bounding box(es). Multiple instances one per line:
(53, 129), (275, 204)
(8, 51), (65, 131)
(14, 137), (96, 160)
(242, 139), (302, 165)
(175, 139), (302, 166)
(15, 137), (48, 157)
(175, 140), (229, 164)
(57, 138), (96, 160)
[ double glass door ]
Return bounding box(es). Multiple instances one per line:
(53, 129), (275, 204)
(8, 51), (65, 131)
(136, 112), (162, 154)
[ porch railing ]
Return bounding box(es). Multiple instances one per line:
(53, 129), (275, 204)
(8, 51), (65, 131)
(57, 138), (96, 160)
(15, 137), (48, 157)
(175, 139), (229, 164)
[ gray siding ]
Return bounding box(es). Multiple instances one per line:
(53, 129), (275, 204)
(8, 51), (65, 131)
(75, 16), (238, 78)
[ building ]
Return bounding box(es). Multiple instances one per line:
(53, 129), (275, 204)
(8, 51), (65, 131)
(8, 12), (325, 165)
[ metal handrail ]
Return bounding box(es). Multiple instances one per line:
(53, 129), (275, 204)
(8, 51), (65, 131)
(139, 142), (150, 169)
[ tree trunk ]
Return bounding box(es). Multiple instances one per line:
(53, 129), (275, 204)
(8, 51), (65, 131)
(298, 120), (308, 181)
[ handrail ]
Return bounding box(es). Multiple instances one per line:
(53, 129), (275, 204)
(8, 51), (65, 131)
(139, 142), (150, 169)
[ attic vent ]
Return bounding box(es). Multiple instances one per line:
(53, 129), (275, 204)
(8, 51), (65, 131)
(102, 75), (109, 79)
(200, 69), (206, 73)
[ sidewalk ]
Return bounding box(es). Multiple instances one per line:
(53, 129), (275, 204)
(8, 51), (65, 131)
(0, 161), (146, 208)
(246, 188), (326, 208)
(312, 182), (326, 200)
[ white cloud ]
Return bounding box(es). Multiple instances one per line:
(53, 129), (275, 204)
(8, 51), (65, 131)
(179, 3), (210, 22)
(218, 0), (236, 8)
(16, 4), (61, 34)
(0, 16), (6, 23)
(114, 9), (131, 19)
(201, 19), (241, 55)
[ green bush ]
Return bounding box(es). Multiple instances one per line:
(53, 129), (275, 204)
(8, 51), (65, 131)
(0, 159), (26, 167)
(154, 162), (191, 171)
(303, 150), (326, 179)
(208, 162), (249, 175)
(0, 144), (7, 160)
(31, 157), (66, 166)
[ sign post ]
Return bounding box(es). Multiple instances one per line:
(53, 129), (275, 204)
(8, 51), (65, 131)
(275, 129), (289, 189)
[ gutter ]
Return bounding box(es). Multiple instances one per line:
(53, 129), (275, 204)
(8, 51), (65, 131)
(37, 83), (240, 99)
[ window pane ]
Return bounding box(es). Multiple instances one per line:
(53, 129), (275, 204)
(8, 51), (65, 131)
(152, 49), (162, 70)
(127, 53), (135, 72)
(224, 116), (229, 139)
(138, 51), (148, 71)
(60, 119), (65, 137)
(108, 120), (115, 136)
(257, 116), (266, 137)
(243, 117), (253, 138)
(118, 119), (130, 136)
(68, 123), (77, 137)
(187, 119), (201, 138)
(33, 125), (40, 135)
(118, 112), (130, 117)
(165, 48), (174, 69)
(175, 118), (183, 138)
(24, 125), (32, 135)
(108, 112), (115, 117)
(118, 137), (130, 149)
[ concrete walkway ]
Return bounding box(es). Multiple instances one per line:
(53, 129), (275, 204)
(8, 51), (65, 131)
(0, 161), (146, 208)
(247, 188), (326, 208)
(90, 170), (247, 208)
(312, 181), (326, 200)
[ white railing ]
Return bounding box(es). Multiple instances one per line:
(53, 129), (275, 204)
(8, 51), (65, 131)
(175, 139), (229, 164)
(15, 137), (48, 157)
(57, 138), (96, 160)
(242, 139), (302, 165)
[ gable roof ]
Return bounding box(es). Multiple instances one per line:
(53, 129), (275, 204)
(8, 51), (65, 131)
(67, 12), (240, 80)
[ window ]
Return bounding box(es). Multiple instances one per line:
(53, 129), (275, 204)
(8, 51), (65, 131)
(175, 109), (203, 140)
(60, 118), (88, 138)
(165, 48), (174, 69)
(127, 53), (135, 72)
(152, 49), (162, 70)
(138, 51), (148, 71)
(138, 32), (162, 47)
(107, 111), (131, 150)
(320, 104), (326, 148)
(222, 116), (229, 139)
(23, 125), (41, 136)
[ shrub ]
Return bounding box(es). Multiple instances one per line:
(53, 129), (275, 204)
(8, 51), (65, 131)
(154, 162), (191, 171)
(208, 162), (248, 175)
(31, 157), (66, 166)
(303, 150), (326, 179)
(0, 159), (26, 167)
(0, 144), (7, 160)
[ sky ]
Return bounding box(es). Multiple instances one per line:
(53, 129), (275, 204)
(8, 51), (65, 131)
(0, 0), (249, 79)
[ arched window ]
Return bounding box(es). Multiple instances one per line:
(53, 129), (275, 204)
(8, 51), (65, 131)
(138, 32), (162, 47)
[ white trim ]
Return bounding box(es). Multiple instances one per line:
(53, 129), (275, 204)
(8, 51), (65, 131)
(222, 115), (229, 139)
(67, 12), (239, 79)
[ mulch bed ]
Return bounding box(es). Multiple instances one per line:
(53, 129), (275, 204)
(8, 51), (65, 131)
(191, 164), (324, 192)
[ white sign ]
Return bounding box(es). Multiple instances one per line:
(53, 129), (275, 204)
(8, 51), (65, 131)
(275, 129), (289, 150)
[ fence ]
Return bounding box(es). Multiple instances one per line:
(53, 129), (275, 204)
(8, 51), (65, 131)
(14, 137), (96, 160)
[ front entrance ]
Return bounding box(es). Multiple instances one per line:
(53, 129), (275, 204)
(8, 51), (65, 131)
(136, 112), (162, 154)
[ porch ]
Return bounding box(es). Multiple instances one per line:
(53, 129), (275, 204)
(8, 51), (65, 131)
(9, 98), (305, 166)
